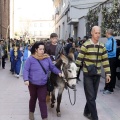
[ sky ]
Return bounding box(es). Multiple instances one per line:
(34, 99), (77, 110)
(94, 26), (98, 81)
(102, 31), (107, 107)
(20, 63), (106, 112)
(14, 0), (54, 32)
(14, 0), (54, 20)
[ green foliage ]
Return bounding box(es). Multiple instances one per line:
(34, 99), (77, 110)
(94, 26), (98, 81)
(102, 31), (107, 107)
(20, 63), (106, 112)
(101, 0), (120, 37)
(86, 0), (120, 37)
(86, 9), (99, 37)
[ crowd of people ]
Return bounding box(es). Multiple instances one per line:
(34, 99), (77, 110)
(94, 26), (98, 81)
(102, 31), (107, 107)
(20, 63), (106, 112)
(0, 26), (120, 120)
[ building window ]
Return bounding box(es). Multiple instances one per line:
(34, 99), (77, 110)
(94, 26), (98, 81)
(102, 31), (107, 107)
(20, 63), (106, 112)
(49, 23), (52, 27)
(30, 31), (34, 36)
(34, 23), (37, 27)
(63, 0), (65, 7)
(40, 31), (42, 36)
(40, 23), (42, 27)
(34, 31), (37, 36)
(59, 26), (60, 38)
(61, 0), (65, 8)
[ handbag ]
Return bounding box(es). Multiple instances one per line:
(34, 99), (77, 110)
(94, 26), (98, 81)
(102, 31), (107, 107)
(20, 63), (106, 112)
(85, 45), (100, 76)
(86, 64), (98, 76)
(37, 59), (54, 92)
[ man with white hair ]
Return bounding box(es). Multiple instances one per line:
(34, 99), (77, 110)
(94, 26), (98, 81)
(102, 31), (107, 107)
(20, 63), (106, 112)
(76, 26), (111, 120)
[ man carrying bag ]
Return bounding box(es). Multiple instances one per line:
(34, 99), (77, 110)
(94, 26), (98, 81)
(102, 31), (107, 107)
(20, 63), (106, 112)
(76, 26), (111, 120)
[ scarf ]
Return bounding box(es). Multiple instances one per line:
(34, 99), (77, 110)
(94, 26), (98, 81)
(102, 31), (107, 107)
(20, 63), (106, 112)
(32, 53), (49, 60)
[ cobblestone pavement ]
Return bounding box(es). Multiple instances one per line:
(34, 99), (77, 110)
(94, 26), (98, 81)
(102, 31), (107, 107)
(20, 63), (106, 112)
(0, 61), (120, 120)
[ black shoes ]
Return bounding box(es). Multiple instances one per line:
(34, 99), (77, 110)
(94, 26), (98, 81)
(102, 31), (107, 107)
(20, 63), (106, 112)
(77, 78), (81, 81)
(83, 113), (92, 119)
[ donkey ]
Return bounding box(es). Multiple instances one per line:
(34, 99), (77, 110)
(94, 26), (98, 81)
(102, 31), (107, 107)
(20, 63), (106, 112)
(50, 54), (78, 117)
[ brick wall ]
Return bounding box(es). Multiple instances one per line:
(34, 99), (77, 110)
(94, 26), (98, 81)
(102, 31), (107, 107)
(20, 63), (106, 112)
(0, 0), (10, 39)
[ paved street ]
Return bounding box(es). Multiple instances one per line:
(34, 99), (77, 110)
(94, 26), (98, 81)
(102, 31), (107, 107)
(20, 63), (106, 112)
(0, 60), (120, 120)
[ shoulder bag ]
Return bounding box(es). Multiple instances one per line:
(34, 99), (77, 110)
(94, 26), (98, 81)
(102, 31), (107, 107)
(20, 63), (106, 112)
(37, 59), (54, 92)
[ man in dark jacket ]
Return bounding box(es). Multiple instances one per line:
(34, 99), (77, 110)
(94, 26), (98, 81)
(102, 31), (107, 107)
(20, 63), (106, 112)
(65, 37), (73, 55)
(0, 40), (7, 69)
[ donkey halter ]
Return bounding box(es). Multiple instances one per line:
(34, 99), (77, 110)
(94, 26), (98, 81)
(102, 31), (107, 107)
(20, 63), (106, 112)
(61, 64), (77, 89)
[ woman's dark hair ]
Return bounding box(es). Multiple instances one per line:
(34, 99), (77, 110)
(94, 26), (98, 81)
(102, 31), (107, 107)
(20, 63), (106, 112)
(31, 41), (44, 54)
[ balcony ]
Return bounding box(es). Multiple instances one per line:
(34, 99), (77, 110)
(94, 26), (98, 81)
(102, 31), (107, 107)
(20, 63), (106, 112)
(68, 18), (79, 25)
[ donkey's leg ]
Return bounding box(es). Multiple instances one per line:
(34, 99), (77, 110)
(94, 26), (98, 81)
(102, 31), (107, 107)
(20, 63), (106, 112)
(51, 89), (55, 108)
(56, 88), (64, 117)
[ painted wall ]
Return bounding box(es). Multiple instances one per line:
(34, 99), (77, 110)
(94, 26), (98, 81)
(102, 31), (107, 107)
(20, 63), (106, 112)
(78, 17), (86, 39)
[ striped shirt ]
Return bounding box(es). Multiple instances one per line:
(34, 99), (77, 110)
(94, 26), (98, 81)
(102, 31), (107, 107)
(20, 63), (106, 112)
(76, 39), (111, 75)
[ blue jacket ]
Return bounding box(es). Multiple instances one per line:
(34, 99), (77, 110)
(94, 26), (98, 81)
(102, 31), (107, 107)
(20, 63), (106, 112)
(105, 36), (116, 58)
(23, 45), (29, 61)
(11, 49), (23, 61)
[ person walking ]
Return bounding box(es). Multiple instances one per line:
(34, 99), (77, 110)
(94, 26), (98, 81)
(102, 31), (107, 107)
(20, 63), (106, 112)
(0, 40), (7, 69)
(10, 44), (15, 73)
(23, 42), (62, 120)
(11, 45), (22, 78)
(0, 40), (2, 67)
(76, 26), (111, 120)
(20, 44), (31, 75)
(64, 37), (73, 55)
(103, 29), (117, 94)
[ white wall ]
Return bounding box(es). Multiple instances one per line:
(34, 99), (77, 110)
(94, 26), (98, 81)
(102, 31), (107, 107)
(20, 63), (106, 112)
(69, 0), (106, 18)
(55, 15), (68, 40)
(70, 0), (106, 5)
(78, 17), (86, 39)
(70, 7), (88, 19)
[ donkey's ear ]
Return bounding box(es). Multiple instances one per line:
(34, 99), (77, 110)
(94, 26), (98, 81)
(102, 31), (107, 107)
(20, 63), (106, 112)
(68, 53), (75, 61)
(60, 54), (68, 64)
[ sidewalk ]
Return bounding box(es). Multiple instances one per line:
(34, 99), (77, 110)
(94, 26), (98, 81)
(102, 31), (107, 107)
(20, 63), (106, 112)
(0, 61), (120, 120)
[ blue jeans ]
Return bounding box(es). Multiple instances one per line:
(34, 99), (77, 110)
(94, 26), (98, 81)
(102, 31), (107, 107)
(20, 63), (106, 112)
(83, 74), (100, 120)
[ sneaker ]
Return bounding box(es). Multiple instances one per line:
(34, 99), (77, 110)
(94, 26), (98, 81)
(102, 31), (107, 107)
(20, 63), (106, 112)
(100, 89), (105, 92)
(14, 74), (17, 77)
(83, 113), (92, 119)
(103, 90), (112, 94)
(16, 75), (19, 78)
(14, 74), (19, 78)
(77, 78), (81, 81)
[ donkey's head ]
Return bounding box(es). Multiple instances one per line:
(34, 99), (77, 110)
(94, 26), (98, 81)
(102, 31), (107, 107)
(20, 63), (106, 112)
(60, 54), (77, 89)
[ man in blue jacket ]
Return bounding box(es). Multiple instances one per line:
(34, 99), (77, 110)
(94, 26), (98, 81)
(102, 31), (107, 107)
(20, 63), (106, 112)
(103, 29), (117, 94)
